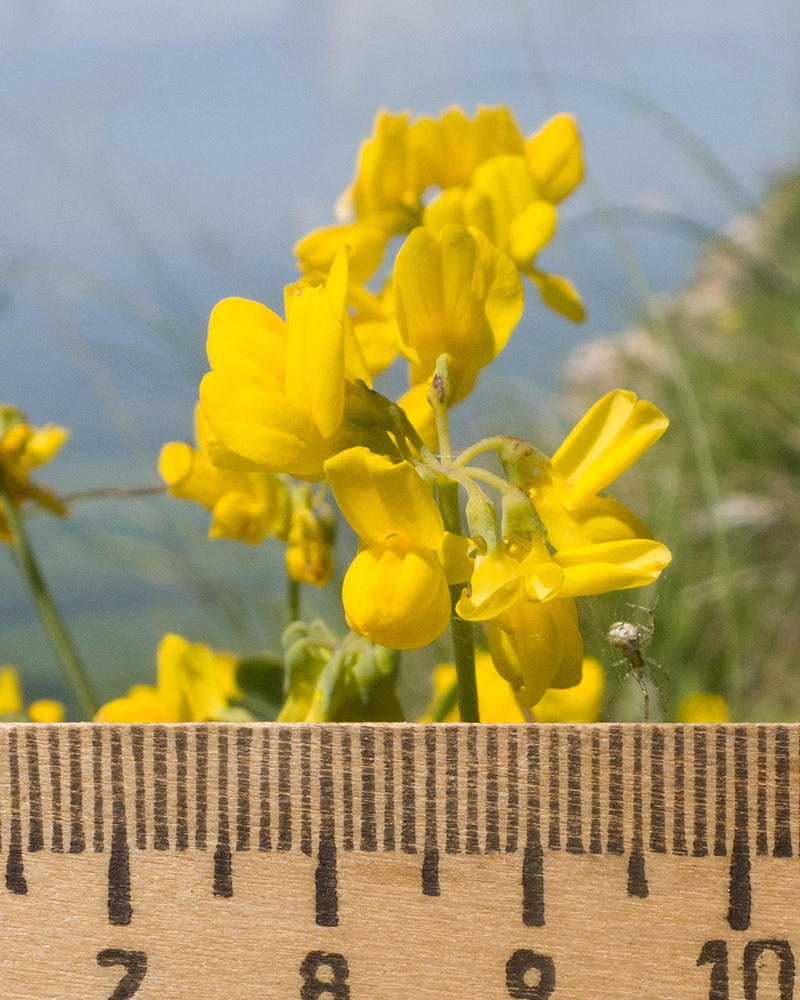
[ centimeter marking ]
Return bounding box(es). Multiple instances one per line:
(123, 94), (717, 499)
(0, 724), (795, 933)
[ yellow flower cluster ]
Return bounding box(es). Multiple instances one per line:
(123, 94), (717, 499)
(150, 102), (673, 719)
(0, 405), (69, 541)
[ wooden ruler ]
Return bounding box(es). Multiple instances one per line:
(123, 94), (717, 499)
(0, 723), (798, 999)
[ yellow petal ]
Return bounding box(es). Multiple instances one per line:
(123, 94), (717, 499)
(438, 531), (475, 585)
(534, 656), (605, 722)
(527, 269), (585, 321)
(397, 382), (438, 453)
(28, 700), (66, 723)
(423, 187), (496, 242)
(206, 297), (286, 389)
(159, 441), (228, 508)
(553, 538), (672, 597)
(342, 534), (451, 649)
(471, 154), (538, 251)
(487, 597), (583, 707)
(21, 424), (69, 469)
(324, 446), (444, 548)
(294, 221), (390, 284)
(508, 200), (558, 267)
(526, 113), (584, 204)
(94, 687), (171, 723)
(455, 548), (524, 621)
(551, 389), (669, 503)
(470, 227), (525, 362)
(0, 665), (22, 714)
(284, 275), (345, 442)
(200, 370), (332, 480)
(678, 693), (729, 724)
(394, 224), (485, 373)
(533, 480), (654, 550)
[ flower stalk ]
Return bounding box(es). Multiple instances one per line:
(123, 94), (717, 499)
(0, 463), (99, 719)
(438, 479), (480, 723)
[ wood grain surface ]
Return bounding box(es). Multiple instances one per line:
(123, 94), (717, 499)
(0, 723), (797, 999)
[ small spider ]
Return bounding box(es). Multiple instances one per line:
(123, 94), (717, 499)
(606, 603), (669, 721)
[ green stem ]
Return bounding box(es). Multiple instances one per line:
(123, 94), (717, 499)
(61, 484), (166, 504)
(438, 480), (480, 723)
(0, 466), (99, 719)
(288, 577), (301, 625)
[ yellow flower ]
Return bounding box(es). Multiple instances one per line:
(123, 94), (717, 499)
(0, 664), (66, 721)
(426, 650), (526, 723)
(285, 489), (336, 587)
(455, 532), (669, 623)
(0, 665), (23, 714)
(296, 106), (585, 328)
(530, 390), (671, 550)
(324, 446), (473, 649)
(455, 538), (563, 621)
(393, 224), (523, 401)
(28, 700), (66, 723)
(422, 113), (585, 320)
(487, 596), (585, 708)
(160, 405), (290, 545)
(95, 634), (240, 723)
(678, 693), (730, 724)
(200, 250), (373, 481)
(533, 657), (605, 722)
(0, 406), (69, 541)
(296, 110), (426, 283)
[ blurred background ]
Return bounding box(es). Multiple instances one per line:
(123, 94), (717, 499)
(1, 0), (799, 718)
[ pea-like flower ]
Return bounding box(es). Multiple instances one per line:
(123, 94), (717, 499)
(529, 389), (670, 550)
(487, 596), (585, 708)
(422, 113), (585, 320)
(393, 224), (524, 401)
(0, 405), (68, 541)
(324, 446), (473, 649)
(160, 405), (290, 546)
(200, 250), (373, 480)
(95, 634), (241, 723)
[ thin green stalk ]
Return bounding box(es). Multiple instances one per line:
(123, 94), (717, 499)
(0, 466), (98, 719)
(438, 480), (479, 723)
(288, 578), (301, 625)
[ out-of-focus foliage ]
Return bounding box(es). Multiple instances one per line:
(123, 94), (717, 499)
(564, 165), (800, 720)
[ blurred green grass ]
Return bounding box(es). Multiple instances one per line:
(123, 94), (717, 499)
(562, 163), (800, 720)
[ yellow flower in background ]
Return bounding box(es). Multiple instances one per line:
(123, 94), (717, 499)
(285, 488), (336, 587)
(0, 665), (23, 715)
(160, 405), (290, 545)
(393, 224), (523, 401)
(533, 657), (605, 723)
(200, 250), (372, 481)
(678, 692), (730, 723)
(325, 446), (473, 649)
(426, 650), (526, 723)
(421, 113), (585, 320)
(28, 700), (65, 723)
(95, 634), (241, 723)
(0, 664), (66, 722)
(296, 106), (584, 322)
(296, 111), (426, 283)
(530, 390), (671, 550)
(486, 596), (585, 708)
(0, 406), (69, 541)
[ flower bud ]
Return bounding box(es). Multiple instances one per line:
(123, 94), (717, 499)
(342, 534), (451, 649)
